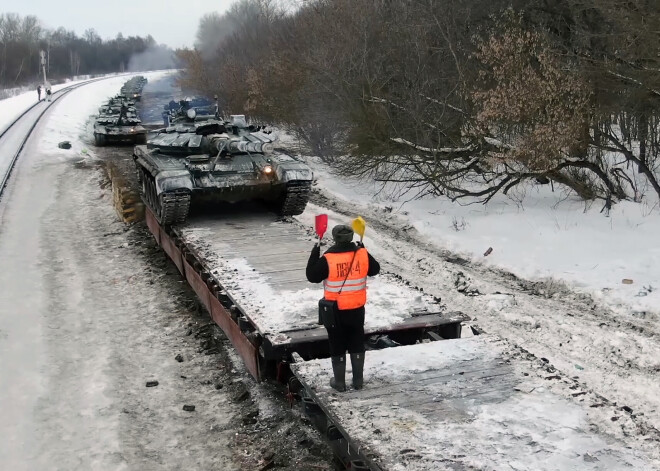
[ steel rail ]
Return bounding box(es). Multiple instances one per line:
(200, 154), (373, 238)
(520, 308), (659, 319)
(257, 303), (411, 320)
(0, 76), (117, 200)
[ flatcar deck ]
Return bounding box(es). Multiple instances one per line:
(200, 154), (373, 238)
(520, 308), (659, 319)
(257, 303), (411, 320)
(291, 336), (652, 470)
(178, 212), (442, 334)
(145, 208), (466, 379)
(175, 212), (465, 354)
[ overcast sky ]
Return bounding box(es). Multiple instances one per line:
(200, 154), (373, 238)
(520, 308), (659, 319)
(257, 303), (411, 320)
(0, 0), (235, 48)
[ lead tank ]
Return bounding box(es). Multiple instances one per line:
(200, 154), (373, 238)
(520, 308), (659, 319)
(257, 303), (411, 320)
(133, 115), (313, 225)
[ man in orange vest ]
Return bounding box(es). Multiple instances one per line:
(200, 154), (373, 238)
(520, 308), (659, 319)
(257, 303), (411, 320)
(306, 224), (380, 391)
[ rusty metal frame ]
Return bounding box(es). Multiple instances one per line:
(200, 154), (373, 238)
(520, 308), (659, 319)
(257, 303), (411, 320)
(294, 377), (385, 471)
(145, 209), (261, 379)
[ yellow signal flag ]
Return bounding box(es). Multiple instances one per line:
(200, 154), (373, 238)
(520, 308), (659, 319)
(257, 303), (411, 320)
(352, 216), (366, 241)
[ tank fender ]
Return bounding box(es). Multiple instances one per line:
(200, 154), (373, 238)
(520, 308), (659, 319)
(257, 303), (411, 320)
(276, 167), (314, 182)
(154, 170), (194, 194)
(272, 160), (313, 183)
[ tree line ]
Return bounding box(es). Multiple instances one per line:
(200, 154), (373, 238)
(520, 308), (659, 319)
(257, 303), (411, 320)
(178, 0), (660, 209)
(0, 13), (174, 88)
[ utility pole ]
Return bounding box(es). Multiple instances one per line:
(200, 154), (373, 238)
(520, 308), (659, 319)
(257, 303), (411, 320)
(40, 50), (47, 86)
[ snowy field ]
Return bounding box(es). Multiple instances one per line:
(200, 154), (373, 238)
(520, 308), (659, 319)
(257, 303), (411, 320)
(285, 138), (660, 440)
(303, 155), (660, 320)
(0, 71), (243, 470)
(0, 72), (159, 133)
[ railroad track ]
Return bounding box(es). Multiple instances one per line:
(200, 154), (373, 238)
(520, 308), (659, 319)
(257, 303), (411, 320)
(0, 75), (125, 200)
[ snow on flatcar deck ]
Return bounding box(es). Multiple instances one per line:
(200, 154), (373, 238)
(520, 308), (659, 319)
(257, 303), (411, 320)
(177, 212), (447, 344)
(291, 336), (653, 471)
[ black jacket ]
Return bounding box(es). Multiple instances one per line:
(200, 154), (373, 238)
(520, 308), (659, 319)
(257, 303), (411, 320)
(306, 242), (380, 284)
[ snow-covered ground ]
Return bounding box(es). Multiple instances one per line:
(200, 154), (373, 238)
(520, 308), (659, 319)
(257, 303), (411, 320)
(305, 155), (660, 319)
(288, 147), (660, 442)
(0, 72), (240, 469)
(0, 72), (150, 133)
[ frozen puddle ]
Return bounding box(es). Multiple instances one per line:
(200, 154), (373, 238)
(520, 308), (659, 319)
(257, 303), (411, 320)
(292, 336), (653, 471)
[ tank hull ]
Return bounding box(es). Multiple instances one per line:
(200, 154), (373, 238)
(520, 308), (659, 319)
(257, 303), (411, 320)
(94, 124), (147, 146)
(133, 125), (313, 225)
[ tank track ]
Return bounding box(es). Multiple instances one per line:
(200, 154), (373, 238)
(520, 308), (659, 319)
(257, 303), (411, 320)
(278, 181), (311, 216)
(159, 190), (191, 226)
(138, 167), (191, 226)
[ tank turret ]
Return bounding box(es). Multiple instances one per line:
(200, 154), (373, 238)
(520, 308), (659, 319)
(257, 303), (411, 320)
(163, 96), (220, 127)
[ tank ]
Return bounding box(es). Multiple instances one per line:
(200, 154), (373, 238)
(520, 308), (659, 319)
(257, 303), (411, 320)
(94, 102), (147, 146)
(162, 96), (218, 127)
(121, 76), (147, 101)
(133, 115), (313, 225)
(99, 99), (137, 117)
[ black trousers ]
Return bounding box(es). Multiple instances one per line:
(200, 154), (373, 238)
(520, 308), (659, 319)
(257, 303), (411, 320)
(325, 306), (366, 356)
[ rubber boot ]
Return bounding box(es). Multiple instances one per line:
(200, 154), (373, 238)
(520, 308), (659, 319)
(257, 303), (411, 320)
(329, 356), (346, 392)
(350, 352), (365, 390)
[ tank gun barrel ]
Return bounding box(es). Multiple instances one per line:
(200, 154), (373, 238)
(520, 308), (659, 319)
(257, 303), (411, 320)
(212, 138), (274, 155)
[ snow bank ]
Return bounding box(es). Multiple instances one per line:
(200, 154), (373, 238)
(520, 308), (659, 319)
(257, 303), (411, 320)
(0, 72), (167, 134)
(32, 71), (172, 159)
(309, 158), (660, 318)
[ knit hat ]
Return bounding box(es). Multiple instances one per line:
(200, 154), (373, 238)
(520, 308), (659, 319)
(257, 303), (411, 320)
(332, 224), (354, 244)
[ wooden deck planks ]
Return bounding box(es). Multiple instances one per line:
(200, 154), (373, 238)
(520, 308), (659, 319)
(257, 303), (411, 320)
(292, 336), (653, 470)
(178, 213), (455, 344)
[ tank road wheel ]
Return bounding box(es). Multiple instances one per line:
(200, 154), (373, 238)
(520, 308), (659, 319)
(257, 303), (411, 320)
(94, 133), (106, 147)
(154, 191), (165, 222)
(136, 167), (191, 226)
(144, 175), (151, 205)
(146, 177), (169, 225)
(141, 171), (150, 205)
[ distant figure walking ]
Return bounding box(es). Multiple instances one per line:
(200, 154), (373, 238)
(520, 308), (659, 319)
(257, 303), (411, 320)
(46, 86), (52, 102)
(37, 85), (42, 101)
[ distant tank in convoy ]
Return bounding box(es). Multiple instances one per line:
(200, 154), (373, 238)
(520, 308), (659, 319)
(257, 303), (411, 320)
(121, 76), (147, 101)
(94, 102), (147, 146)
(133, 114), (313, 225)
(162, 96), (218, 127)
(98, 97), (137, 118)
(93, 76), (149, 146)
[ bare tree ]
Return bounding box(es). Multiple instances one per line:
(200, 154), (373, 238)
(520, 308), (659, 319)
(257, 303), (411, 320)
(177, 0), (660, 209)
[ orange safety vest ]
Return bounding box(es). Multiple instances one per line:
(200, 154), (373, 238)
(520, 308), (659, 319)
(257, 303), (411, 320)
(323, 248), (369, 310)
